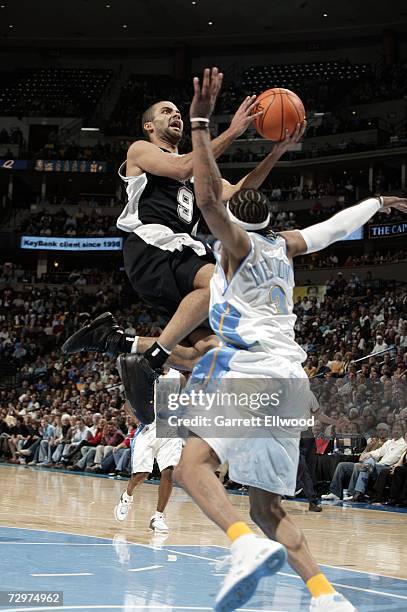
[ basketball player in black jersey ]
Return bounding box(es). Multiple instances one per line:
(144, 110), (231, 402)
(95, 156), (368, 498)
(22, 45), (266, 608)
(63, 86), (305, 422)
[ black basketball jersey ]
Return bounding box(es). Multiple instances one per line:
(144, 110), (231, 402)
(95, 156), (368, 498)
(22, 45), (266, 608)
(117, 149), (201, 236)
(139, 171), (200, 234)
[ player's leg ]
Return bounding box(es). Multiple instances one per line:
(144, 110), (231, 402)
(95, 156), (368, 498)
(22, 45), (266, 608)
(174, 436), (287, 612)
(249, 487), (320, 580)
(173, 436), (241, 531)
(148, 466), (174, 532)
(152, 263), (213, 356)
(157, 467), (173, 513)
(115, 425), (155, 523)
(150, 437), (183, 532)
(249, 487), (355, 611)
(61, 314), (217, 371)
(114, 471), (148, 522)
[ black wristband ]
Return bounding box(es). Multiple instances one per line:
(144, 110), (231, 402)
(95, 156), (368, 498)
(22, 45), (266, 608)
(191, 125), (210, 131)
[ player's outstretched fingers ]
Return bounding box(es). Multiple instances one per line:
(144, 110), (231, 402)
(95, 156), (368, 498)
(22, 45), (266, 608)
(193, 76), (200, 95)
(291, 120), (307, 143)
(202, 68), (210, 94)
(211, 69), (223, 97)
(238, 95), (256, 115)
(291, 123), (301, 142)
(245, 96), (258, 112)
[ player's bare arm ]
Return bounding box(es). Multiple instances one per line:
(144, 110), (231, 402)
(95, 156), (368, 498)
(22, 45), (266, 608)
(221, 121), (307, 201)
(190, 67), (251, 265)
(126, 96), (262, 182)
(281, 195), (407, 259)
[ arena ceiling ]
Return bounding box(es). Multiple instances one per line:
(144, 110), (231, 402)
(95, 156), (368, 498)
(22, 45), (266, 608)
(0, 0), (407, 47)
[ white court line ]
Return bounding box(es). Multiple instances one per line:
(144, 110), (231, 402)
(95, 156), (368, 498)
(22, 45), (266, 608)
(2, 525), (406, 600)
(31, 572), (93, 577)
(330, 581), (407, 601)
(278, 572), (407, 601)
(127, 565), (163, 572)
(211, 544), (407, 582)
(321, 562), (407, 582)
(152, 546), (218, 562)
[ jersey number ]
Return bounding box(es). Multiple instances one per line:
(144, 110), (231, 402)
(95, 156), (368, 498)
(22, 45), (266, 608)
(177, 186), (194, 224)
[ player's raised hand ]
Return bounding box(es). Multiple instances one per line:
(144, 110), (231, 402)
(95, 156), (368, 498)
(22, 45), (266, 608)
(272, 121), (307, 156)
(380, 196), (407, 215)
(190, 67), (223, 120)
(229, 95), (263, 138)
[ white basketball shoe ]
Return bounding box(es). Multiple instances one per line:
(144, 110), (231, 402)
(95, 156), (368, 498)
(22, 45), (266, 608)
(114, 491), (133, 522)
(149, 512), (169, 532)
(321, 493), (340, 501)
(310, 593), (357, 611)
(214, 534), (287, 611)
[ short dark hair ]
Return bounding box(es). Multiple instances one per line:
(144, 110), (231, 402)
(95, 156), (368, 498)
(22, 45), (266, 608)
(229, 188), (276, 238)
(141, 102), (159, 140)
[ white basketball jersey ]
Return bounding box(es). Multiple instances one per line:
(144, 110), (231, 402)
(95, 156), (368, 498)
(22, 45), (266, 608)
(209, 233), (306, 364)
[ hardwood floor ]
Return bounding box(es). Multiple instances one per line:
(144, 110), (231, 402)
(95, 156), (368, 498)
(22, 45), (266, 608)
(1, 464), (406, 580)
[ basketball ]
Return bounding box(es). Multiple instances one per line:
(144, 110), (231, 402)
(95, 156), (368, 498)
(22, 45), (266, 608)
(252, 87), (305, 141)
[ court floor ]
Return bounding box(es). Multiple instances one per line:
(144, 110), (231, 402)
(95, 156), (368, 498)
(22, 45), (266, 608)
(1, 464), (406, 611)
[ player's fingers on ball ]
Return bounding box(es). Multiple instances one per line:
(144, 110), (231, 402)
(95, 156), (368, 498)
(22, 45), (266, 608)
(245, 94), (257, 108)
(292, 123), (302, 142)
(240, 96), (252, 110)
(247, 99), (261, 114)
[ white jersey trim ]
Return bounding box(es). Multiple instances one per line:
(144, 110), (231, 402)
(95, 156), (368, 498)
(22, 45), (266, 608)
(213, 239), (255, 296)
(116, 162), (205, 255)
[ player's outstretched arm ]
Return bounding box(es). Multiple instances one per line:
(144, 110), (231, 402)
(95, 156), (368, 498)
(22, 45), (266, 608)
(221, 123), (306, 202)
(281, 195), (407, 259)
(190, 68), (251, 263)
(126, 97), (260, 182)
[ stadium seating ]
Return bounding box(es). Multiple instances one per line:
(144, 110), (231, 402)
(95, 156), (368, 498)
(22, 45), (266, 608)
(0, 68), (113, 117)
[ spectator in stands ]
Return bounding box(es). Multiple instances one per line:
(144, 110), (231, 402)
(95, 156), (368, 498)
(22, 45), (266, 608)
(18, 417), (55, 465)
(368, 431), (407, 504)
(321, 423), (390, 501)
(348, 423), (407, 502)
(372, 335), (388, 354)
(68, 416), (106, 472)
(86, 421), (125, 472)
(328, 353), (345, 376)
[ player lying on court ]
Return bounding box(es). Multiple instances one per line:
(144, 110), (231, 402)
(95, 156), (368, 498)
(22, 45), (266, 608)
(114, 369), (184, 533)
(62, 89), (305, 420)
(120, 68), (407, 611)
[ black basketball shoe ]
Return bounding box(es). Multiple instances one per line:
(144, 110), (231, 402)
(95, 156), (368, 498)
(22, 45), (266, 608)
(116, 353), (160, 424)
(62, 312), (129, 357)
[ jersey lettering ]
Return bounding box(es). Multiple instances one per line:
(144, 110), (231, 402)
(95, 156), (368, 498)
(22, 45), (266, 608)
(177, 186), (194, 224)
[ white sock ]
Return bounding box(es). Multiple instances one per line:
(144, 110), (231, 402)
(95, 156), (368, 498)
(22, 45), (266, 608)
(123, 490), (133, 501)
(153, 511), (163, 518)
(130, 336), (140, 353)
(231, 533), (257, 552)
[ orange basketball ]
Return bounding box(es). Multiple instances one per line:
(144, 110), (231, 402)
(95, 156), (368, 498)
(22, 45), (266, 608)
(252, 88), (305, 141)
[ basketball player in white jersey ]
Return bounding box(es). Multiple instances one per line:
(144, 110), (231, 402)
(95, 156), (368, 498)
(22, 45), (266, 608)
(114, 368), (184, 532)
(151, 68), (406, 611)
(62, 93), (305, 423)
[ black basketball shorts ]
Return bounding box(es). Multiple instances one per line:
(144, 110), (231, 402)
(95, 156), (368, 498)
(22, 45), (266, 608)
(123, 233), (214, 321)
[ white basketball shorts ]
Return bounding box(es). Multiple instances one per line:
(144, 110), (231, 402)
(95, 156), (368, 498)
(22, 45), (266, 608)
(131, 422), (183, 474)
